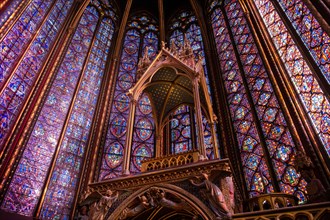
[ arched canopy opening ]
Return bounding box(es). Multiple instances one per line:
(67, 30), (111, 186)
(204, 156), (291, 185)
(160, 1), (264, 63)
(108, 184), (215, 220)
(126, 42), (218, 159)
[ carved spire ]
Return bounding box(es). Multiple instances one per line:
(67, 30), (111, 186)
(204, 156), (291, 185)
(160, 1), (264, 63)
(169, 39), (178, 56)
(177, 35), (195, 68)
(161, 41), (166, 49)
(195, 54), (203, 74)
(183, 34), (193, 56)
(137, 46), (152, 80)
(137, 37), (202, 78)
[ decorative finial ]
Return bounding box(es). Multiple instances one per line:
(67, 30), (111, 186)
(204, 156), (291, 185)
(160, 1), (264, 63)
(170, 40), (177, 55)
(161, 41), (166, 49)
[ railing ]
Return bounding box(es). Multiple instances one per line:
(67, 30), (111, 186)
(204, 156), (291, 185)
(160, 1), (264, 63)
(233, 202), (330, 220)
(247, 193), (297, 211)
(141, 150), (200, 172)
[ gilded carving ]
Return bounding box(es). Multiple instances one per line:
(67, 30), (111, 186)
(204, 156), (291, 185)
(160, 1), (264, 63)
(141, 150), (199, 172)
(89, 159), (231, 192)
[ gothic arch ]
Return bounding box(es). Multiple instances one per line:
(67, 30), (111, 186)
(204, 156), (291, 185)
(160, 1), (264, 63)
(108, 183), (215, 220)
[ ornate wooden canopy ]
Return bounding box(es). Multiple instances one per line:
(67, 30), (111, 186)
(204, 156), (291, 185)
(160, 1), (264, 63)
(121, 40), (219, 172)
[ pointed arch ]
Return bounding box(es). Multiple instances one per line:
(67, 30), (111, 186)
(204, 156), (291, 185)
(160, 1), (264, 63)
(99, 11), (159, 180)
(167, 9), (218, 159)
(108, 184), (215, 220)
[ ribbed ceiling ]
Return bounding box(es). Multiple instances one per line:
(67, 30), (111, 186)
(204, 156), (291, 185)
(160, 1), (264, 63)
(144, 67), (207, 124)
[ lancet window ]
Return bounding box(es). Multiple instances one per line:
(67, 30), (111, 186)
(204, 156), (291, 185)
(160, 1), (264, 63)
(168, 10), (217, 158)
(253, 0), (330, 157)
(209, 0), (307, 202)
(0, 0), (73, 148)
(99, 13), (158, 180)
(1, 2), (117, 218)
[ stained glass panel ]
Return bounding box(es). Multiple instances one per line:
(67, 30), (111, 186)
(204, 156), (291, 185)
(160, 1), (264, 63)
(186, 23), (211, 94)
(171, 105), (193, 154)
(142, 32), (158, 58)
(224, 0), (306, 201)
(131, 93), (155, 173)
(0, 0), (54, 87)
(169, 11), (217, 158)
(130, 31), (158, 172)
(0, 0), (73, 148)
(203, 116), (214, 159)
(277, 0), (330, 84)
(169, 11), (196, 31)
(1, 6), (98, 216)
(99, 29), (140, 180)
(40, 16), (115, 219)
(254, 0), (330, 158)
(210, 5), (273, 196)
(0, 0), (23, 31)
(100, 14), (158, 180)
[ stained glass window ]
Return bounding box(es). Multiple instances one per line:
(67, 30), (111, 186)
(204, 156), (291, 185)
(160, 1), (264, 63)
(276, 0), (330, 84)
(100, 28), (140, 180)
(40, 15), (115, 219)
(99, 14), (158, 180)
(253, 0), (330, 158)
(131, 93), (154, 173)
(168, 11), (216, 158)
(203, 115), (215, 159)
(186, 23), (210, 91)
(171, 105), (194, 154)
(1, 2), (116, 217)
(209, 0), (307, 202)
(0, 0), (23, 32)
(0, 0), (74, 149)
(210, 3), (273, 196)
(0, 0), (54, 87)
(130, 30), (158, 173)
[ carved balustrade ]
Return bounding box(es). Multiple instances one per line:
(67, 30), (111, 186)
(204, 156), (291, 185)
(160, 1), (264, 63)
(233, 201), (330, 220)
(247, 193), (297, 211)
(141, 150), (200, 172)
(88, 158), (231, 192)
